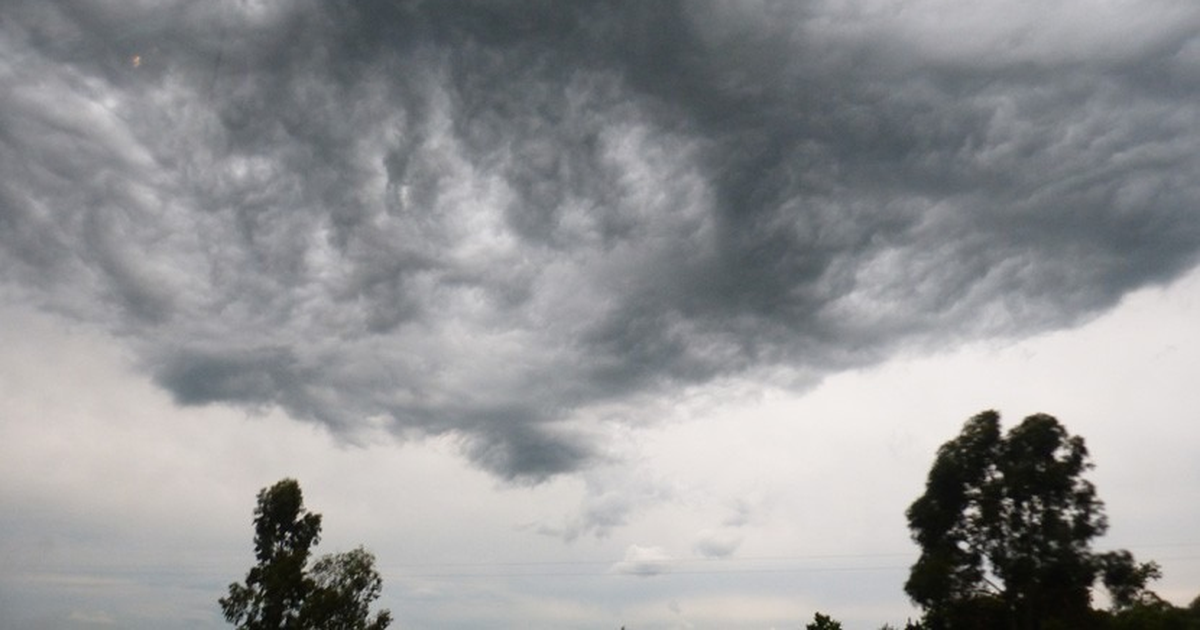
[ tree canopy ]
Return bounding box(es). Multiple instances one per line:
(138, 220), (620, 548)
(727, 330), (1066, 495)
(807, 612), (844, 630)
(905, 411), (1158, 629)
(220, 479), (391, 630)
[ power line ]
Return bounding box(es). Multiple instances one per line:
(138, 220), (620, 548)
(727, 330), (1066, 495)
(389, 565), (913, 580)
(382, 550), (917, 570)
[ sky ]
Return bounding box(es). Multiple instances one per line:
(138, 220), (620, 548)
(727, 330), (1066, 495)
(1, 1), (1199, 628)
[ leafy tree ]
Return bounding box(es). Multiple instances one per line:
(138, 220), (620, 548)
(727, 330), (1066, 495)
(221, 479), (391, 630)
(1101, 592), (1200, 630)
(905, 411), (1157, 630)
(807, 612), (844, 630)
(1101, 549), (1162, 611)
(303, 547), (392, 630)
(221, 479), (323, 629)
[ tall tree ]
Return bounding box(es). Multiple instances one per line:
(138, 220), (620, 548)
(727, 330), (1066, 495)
(221, 479), (322, 629)
(905, 411), (1157, 630)
(220, 479), (391, 630)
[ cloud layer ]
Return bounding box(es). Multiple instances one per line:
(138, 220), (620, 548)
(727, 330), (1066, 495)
(3, 1), (1199, 480)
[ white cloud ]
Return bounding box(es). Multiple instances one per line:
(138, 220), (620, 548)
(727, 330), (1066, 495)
(611, 545), (673, 577)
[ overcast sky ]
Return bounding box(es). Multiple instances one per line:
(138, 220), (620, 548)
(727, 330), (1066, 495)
(2, 1), (1199, 628)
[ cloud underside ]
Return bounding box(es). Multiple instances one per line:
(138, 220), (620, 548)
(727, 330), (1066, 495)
(612, 544), (673, 577)
(2, 1), (1199, 480)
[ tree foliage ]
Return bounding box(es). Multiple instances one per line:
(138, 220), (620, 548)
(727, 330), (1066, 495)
(807, 612), (844, 630)
(905, 411), (1157, 629)
(1103, 593), (1200, 630)
(304, 547), (391, 630)
(220, 479), (391, 630)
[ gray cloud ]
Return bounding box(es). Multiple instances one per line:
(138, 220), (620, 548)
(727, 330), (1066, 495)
(531, 461), (674, 540)
(3, 1), (1200, 480)
(692, 530), (743, 560)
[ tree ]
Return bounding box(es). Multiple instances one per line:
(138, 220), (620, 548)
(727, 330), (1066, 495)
(1101, 549), (1162, 611)
(905, 411), (1157, 630)
(807, 612), (844, 630)
(221, 478), (323, 629)
(1100, 591), (1200, 630)
(220, 479), (391, 630)
(303, 547), (392, 630)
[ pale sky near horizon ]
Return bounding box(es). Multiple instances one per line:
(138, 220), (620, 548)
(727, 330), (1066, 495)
(2, 2), (1200, 629)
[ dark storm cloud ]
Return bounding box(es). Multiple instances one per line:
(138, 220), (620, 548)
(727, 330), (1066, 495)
(3, 1), (1200, 480)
